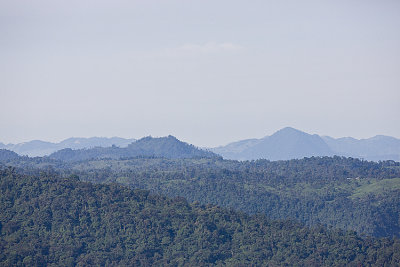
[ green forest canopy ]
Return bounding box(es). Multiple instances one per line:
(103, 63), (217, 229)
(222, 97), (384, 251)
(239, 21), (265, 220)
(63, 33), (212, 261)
(1, 168), (399, 266)
(2, 154), (400, 238)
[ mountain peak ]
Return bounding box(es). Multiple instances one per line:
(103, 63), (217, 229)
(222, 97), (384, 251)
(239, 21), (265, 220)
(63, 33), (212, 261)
(50, 136), (219, 162)
(213, 127), (333, 161)
(134, 135), (180, 144)
(271, 127), (308, 138)
(213, 128), (400, 162)
(279, 126), (300, 132)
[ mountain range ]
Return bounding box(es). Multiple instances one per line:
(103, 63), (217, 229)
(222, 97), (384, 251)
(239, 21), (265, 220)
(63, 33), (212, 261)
(1, 127), (399, 161)
(211, 127), (400, 161)
(0, 137), (136, 157)
(49, 135), (218, 162)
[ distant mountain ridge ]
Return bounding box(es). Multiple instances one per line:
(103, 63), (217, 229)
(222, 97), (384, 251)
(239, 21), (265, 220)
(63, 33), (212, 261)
(0, 137), (136, 157)
(322, 135), (400, 161)
(2, 128), (399, 161)
(211, 127), (400, 161)
(49, 135), (219, 162)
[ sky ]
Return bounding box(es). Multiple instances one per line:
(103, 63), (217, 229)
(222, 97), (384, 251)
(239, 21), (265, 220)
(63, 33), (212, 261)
(1, 0), (399, 147)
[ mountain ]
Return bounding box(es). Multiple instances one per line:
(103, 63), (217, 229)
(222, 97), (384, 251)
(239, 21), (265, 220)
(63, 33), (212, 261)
(0, 137), (136, 157)
(212, 127), (333, 160)
(0, 140), (56, 157)
(49, 136), (219, 162)
(212, 127), (400, 161)
(3, 129), (399, 161)
(0, 149), (20, 161)
(322, 135), (400, 161)
(58, 137), (135, 150)
(1, 168), (399, 266)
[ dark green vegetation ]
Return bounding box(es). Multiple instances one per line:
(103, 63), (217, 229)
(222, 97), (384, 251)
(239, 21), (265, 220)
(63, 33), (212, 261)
(49, 136), (219, 162)
(69, 157), (400, 238)
(2, 150), (400, 238)
(1, 168), (400, 266)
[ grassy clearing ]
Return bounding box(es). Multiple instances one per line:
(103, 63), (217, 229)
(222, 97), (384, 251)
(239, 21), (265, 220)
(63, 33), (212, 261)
(350, 178), (400, 199)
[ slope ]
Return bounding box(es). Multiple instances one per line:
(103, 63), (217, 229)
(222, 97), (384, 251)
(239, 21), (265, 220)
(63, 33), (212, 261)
(69, 156), (400, 238)
(1, 168), (399, 266)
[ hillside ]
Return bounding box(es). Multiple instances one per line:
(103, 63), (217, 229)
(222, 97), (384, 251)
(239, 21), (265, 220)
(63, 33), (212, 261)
(0, 149), (20, 161)
(1, 168), (399, 266)
(49, 136), (219, 162)
(4, 153), (399, 238)
(69, 157), (400, 238)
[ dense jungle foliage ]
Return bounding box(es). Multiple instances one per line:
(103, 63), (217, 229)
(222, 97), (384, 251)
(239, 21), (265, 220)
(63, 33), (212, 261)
(1, 153), (399, 238)
(70, 156), (400, 238)
(1, 168), (400, 266)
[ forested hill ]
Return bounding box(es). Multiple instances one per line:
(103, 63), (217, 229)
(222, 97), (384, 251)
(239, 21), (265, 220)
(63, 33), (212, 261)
(1, 153), (400, 238)
(0, 149), (19, 161)
(49, 136), (219, 162)
(1, 168), (399, 266)
(70, 156), (400, 238)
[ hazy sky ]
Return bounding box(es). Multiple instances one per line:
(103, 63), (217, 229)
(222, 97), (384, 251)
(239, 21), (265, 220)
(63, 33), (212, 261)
(1, 0), (399, 147)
